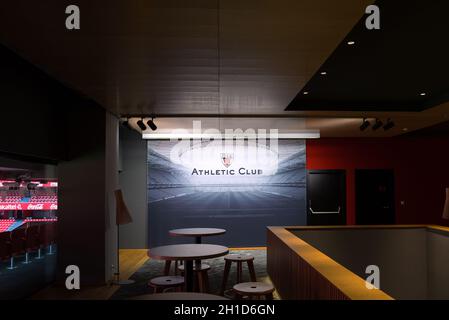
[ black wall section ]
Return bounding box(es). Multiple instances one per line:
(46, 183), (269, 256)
(57, 102), (107, 285)
(286, 0), (449, 112)
(0, 45), (73, 160)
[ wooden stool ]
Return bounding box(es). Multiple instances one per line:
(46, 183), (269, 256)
(220, 254), (256, 295)
(148, 276), (184, 293)
(178, 263), (210, 293)
(233, 282), (274, 300)
(164, 260), (183, 276)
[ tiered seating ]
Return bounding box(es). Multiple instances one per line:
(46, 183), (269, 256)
(23, 225), (40, 263)
(39, 223), (57, 254)
(29, 188), (57, 203)
(0, 188), (57, 203)
(0, 222), (57, 269)
(4, 195), (22, 203)
(0, 190), (25, 203)
(0, 220), (15, 232)
(30, 196), (57, 203)
(8, 228), (26, 269)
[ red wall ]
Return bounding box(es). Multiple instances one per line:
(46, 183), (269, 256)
(306, 137), (449, 226)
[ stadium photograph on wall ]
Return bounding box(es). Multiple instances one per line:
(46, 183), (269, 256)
(147, 139), (307, 247)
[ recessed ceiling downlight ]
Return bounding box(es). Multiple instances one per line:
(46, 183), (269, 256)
(347, 41), (355, 45)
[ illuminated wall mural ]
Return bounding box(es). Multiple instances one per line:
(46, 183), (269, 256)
(147, 139), (306, 247)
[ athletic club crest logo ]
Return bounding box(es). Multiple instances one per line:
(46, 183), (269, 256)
(221, 153), (234, 168)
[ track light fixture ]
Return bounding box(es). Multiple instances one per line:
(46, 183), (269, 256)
(360, 118), (370, 131)
(136, 118), (147, 131)
(121, 119), (131, 129)
(147, 117), (157, 131)
(372, 118), (383, 131)
(383, 118), (395, 131)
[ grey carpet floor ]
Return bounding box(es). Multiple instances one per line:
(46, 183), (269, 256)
(111, 249), (275, 300)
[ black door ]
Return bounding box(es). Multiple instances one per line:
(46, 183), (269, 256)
(355, 169), (395, 225)
(307, 170), (346, 225)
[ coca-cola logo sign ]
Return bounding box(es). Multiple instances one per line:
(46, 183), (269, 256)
(26, 203), (44, 210)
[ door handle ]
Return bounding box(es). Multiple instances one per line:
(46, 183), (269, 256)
(309, 200), (341, 215)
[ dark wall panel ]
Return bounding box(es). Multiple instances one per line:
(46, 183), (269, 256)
(0, 45), (70, 160)
(57, 103), (106, 285)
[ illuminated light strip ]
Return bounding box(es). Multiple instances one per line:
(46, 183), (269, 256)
(142, 131), (320, 140)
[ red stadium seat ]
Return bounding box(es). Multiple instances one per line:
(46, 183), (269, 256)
(39, 222), (57, 255)
(8, 228), (26, 269)
(23, 225), (40, 264)
(0, 232), (11, 263)
(46, 222), (57, 254)
(34, 224), (45, 259)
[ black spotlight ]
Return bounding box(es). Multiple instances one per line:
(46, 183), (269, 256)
(147, 118), (157, 131)
(372, 118), (383, 131)
(136, 119), (147, 131)
(360, 118), (370, 131)
(383, 119), (395, 131)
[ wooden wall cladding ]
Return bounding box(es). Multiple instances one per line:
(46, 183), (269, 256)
(267, 229), (349, 300)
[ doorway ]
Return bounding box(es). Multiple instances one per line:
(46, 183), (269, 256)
(355, 169), (395, 225)
(307, 170), (346, 225)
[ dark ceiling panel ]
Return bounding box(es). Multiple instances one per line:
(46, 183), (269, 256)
(0, 0), (370, 116)
(402, 119), (449, 137)
(286, 0), (449, 112)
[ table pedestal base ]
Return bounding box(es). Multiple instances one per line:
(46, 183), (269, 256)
(184, 260), (194, 292)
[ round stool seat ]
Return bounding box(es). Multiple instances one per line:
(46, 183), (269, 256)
(233, 282), (275, 295)
(149, 276), (184, 287)
(224, 253), (254, 262)
(178, 263), (210, 272)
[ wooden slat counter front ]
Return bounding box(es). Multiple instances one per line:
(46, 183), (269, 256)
(267, 226), (394, 300)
